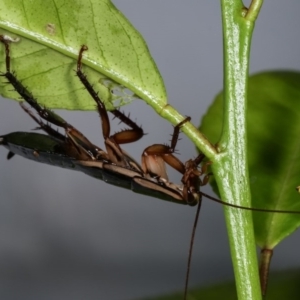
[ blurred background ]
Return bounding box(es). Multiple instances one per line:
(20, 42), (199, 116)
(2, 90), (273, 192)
(1, 1), (300, 299)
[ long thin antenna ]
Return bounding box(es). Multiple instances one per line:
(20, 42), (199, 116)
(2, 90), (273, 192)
(200, 191), (300, 214)
(184, 195), (202, 300)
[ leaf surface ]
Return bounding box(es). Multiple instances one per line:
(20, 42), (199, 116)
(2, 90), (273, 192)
(200, 71), (300, 248)
(0, 0), (166, 110)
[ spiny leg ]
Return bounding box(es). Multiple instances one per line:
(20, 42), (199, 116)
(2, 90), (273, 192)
(76, 46), (144, 152)
(0, 35), (70, 128)
(19, 103), (66, 142)
(141, 117), (191, 181)
(109, 109), (143, 145)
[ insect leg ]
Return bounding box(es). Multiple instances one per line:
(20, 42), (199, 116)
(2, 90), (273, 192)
(0, 35), (69, 128)
(141, 117), (191, 181)
(19, 103), (67, 142)
(76, 45), (143, 167)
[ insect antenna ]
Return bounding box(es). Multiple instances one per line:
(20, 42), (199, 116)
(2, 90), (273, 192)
(184, 195), (202, 300)
(200, 191), (300, 214)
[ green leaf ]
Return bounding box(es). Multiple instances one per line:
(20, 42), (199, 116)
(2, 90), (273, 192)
(141, 269), (300, 300)
(0, 0), (166, 110)
(200, 71), (300, 249)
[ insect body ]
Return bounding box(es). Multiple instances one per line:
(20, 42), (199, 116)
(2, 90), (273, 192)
(0, 127), (194, 204)
(0, 36), (202, 205)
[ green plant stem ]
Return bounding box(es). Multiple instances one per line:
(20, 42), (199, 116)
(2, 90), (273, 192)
(211, 1), (264, 299)
(246, 0), (264, 21)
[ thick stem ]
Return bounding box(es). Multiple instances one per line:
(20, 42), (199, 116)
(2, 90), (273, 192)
(213, 1), (263, 299)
